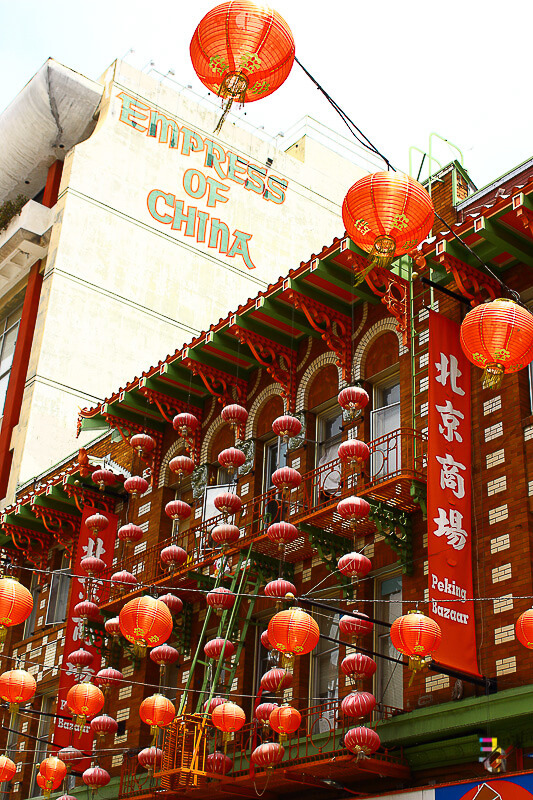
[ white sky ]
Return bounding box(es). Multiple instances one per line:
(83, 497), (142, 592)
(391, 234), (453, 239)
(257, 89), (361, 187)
(1, 0), (531, 190)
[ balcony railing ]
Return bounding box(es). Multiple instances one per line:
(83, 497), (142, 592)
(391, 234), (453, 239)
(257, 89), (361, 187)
(102, 428), (426, 605)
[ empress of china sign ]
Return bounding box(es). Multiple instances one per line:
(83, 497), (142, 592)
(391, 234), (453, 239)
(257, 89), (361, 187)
(118, 92), (289, 271)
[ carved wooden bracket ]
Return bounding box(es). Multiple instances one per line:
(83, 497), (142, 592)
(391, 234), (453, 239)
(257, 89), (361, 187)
(1, 523), (52, 570)
(285, 289), (352, 382)
(229, 323), (297, 412)
(102, 414), (163, 487)
(138, 386), (202, 463)
(181, 356), (246, 408)
(435, 249), (499, 307)
(30, 503), (81, 558)
(62, 483), (115, 514)
(512, 193), (533, 237)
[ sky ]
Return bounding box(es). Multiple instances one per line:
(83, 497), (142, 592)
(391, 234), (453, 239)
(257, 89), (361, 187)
(0, 0), (531, 190)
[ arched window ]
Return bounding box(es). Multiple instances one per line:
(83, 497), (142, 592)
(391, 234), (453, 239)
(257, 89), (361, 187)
(366, 333), (400, 478)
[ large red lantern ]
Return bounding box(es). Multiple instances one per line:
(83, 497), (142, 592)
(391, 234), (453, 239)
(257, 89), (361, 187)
(37, 770), (63, 795)
(264, 579), (296, 600)
(138, 747), (162, 773)
(80, 556), (105, 576)
(338, 386), (369, 420)
(139, 694), (176, 736)
(272, 415), (302, 439)
(271, 467), (301, 493)
(95, 667), (123, 692)
(119, 596), (173, 656)
(336, 496), (370, 526)
(0, 577), (33, 642)
(267, 607), (319, 668)
(251, 742), (284, 769)
(169, 455), (195, 479)
(73, 600), (100, 622)
(111, 570), (138, 593)
(164, 500), (191, 520)
(269, 705), (301, 740)
(82, 766), (110, 790)
(211, 701), (246, 738)
(85, 513), (109, 534)
(344, 726), (380, 756)
(0, 756), (15, 782)
(90, 714), (118, 740)
(266, 522), (299, 548)
(130, 433), (155, 455)
(221, 404), (248, 429)
(390, 610), (441, 673)
(218, 447), (246, 472)
(516, 608), (533, 649)
(67, 647), (94, 676)
(150, 644), (180, 667)
(67, 683), (104, 726)
(339, 613), (373, 644)
(58, 746), (83, 770)
(341, 691), (376, 718)
(0, 668), (36, 711)
(341, 652), (377, 681)
(342, 172), (434, 275)
(124, 476), (149, 496)
(211, 523), (240, 547)
(255, 702), (278, 727)
(260, 668), (292, 693)
(104, 617), (121, 638)
(118, 523), (143, 545)
(191, 2), (295, 130)
(204, 638), (235, 660)
(460, 298), (533, 388)
(160, 545), (187, 571)
(207, 587), (235, 613)
(159, 594), (183, 616)
(91, 468), (116, 491)
(338, 440), (370, 468)
(337, 552), (372, 579)
(214, 492), (242, 516)
(206, 751), (233, 775)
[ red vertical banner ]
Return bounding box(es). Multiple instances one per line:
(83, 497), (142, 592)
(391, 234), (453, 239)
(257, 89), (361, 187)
(428, 311), (480, 676)
(53, 505), (118, 760)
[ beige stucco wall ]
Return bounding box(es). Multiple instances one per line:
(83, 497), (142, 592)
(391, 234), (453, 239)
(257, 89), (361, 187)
(7, 59), (373, 499)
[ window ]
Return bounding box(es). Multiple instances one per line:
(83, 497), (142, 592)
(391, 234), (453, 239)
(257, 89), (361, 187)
(0, 305), (22, 416)
(316, 407), (343, 498)
(370, 380), (400, 477)
(29, 696), (54, 796)
(310, 608), (339, 732)
(45, 560), (71, 625)
(374, 575), (403, 716)
(24, 574), (41, 638)
(263, 438), (287, 525)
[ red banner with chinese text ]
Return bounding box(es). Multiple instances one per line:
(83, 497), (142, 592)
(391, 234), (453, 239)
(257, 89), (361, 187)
(52, 505), (118, 764)
(428, 311), (480, 676)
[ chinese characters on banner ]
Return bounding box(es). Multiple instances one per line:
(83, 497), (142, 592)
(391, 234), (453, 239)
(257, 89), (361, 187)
(52, 505), (118, 763)
(428, 311), (480, 676)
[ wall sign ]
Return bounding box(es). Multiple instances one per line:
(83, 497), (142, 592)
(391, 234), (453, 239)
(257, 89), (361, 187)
(428, 311), (479, 676)
(436, 776), (533, 799)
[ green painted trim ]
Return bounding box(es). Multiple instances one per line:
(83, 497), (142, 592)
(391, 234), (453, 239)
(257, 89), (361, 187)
(475, 216), (533, 268)
(405, 734), (480, 771)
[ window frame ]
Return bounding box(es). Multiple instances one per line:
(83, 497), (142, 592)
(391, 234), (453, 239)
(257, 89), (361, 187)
(0, 303), (23, 417)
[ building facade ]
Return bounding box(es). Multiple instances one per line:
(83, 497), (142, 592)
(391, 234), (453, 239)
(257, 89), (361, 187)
(0, 57), (375, 504)
(1, 147), (533, 800)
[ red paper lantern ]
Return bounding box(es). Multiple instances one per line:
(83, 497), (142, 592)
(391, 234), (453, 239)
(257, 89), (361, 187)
(344, 726), (380, 756)
(90, 714), (118, 739)
(190, 2), (295, 130)
(159, 594), (183, 615)
(80, 556), (105, 576)
(57, 747), (83, 768)
(73, 600), (100, 621)
(82, 766), (110, 790)
(214, 492), (242, 516)
(338, 440), (370, 467)
(341, 691), (376, 718)
(338, 386), (369, 418)
(67, 647), (94, 673)
(138, 747), (162, 772)
(206, 751), (233, 775)
(264, 579), (296, 600)
(260, 630), (273, 650)
(124, 476), (149, 496)
(266, 522), (299, 547)
(211, 523), (240, 546)
(37, 772), (62, 793)
(211, 701), (246, 734)
(150, 644), (180, 666)
(0, 756), (15, 782)
(516, 608), (533, 648)
(220, 403), (248, 427)
(140, 694), (176, 731)
(207, 587), (236, 612)
(272, 415), (302, 438)
(271, 467), (301, 492)
(339, 613), (373, 643)
(0, 669), (36, 711)
(251, 742), (285, 768)
(160, 545), (187, 570)
(204, 696), (227, 714)
(169, 455), (195, 478)
(204, 638), (235, 660)
(336, 496), (370, 524)
(130, 433), (155, 455)
(67, 683), (104, 726)
(342, 172), (434, 273)
(390, 610), (441, 671)
(341, 652), (377, 680)
(255, 702), (278, 725)
(268, 607), (319, 666)
(95, 667), (123, 691)
(260, 668), (292, 693)
(165, 500), (192, 520)
(91, 468), (116, 491)
(104, 617), (121, 638)
(173, 413), (199, 440)
(460, 298), (533, 388)
(85, 513), (109, 534)
(119, 596), (173, 655)
(118, 523), (143, 544)
(111, 571), (138, 591)
(269, 705), (301, 737)
(40, 757), (67, 790)
(337, 552), (372, 579)
(218, 447), (246, 471)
